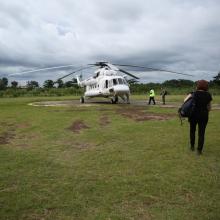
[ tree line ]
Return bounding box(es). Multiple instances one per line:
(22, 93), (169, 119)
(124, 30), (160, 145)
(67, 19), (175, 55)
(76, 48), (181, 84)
(0, 72), (219, 97)
(0, 78), (79, 90)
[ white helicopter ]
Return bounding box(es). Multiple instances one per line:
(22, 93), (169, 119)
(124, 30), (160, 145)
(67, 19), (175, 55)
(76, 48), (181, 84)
(57, 61), (192, 104)
(57, 62), (141, 104)
(10, 61), (192, 104)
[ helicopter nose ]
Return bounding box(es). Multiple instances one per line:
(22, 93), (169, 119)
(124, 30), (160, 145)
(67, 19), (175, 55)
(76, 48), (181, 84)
(112, 85), (129, 95)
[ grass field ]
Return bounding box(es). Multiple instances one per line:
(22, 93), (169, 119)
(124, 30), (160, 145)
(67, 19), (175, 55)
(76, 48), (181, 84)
(0, 95), (220, 220)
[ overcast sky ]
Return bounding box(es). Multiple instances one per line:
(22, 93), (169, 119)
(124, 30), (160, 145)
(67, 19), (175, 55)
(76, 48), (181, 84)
(0, 0), (220, 85)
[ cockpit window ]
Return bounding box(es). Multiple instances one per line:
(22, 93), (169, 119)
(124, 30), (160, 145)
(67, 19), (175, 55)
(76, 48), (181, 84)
(113, 78), (118, 85)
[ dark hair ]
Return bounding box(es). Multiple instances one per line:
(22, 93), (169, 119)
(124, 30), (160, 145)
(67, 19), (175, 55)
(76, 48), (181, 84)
(196, 80), (208, 91)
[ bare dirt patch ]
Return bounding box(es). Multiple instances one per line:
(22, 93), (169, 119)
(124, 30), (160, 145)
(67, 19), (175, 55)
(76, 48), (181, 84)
(68, 120), (89, 133)
(0, 121), (35, 146)
(0, 122), (18, 145)
(0, 131), (15, 145)
(99, 115), (111, 127)
(29, 101), (98, 108)
(14, 132), (41, 148)
(117, 107), (175, 122)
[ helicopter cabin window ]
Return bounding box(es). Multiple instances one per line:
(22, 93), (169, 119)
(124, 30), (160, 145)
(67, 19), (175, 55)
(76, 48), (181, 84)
(95, 72), (100, 78)
(118, 78), (123, 84)
(113, 78), (118, 85)
(105, 80), (108, 88)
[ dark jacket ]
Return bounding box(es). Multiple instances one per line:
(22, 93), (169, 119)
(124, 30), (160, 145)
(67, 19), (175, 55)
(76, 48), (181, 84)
(190, 90), (212, 120)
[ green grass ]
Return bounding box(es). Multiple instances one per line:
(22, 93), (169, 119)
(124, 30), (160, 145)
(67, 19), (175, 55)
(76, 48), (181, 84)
(0, 96), (220, 220)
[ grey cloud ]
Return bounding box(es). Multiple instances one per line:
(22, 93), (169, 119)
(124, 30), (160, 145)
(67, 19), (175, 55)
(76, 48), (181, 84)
(0, 0), (220, 85)
(0, 1), (31, 29)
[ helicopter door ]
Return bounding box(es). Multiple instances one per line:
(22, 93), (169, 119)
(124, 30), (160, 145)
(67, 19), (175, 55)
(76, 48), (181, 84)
(102, 80), (110, 95)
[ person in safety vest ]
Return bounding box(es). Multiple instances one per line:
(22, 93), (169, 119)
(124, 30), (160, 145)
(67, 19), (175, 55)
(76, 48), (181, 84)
(148, 88), (156, 105)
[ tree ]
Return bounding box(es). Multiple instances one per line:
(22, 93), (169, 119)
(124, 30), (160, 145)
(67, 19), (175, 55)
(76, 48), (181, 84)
(64, 81), (75, 88)
(11, 81), (18, 88)
(26, 81), (39, 90)
(72, 78), (77, 84)
(0, 77), (8, 90)
(43, 80), (54, 88)
(163, 79), (194, 87)
(127, 79), (139, 84)
(213, 72), (220, 85)
(56, 79), (64, 88)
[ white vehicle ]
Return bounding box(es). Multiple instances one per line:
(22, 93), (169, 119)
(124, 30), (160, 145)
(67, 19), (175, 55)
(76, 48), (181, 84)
(59, 62), (140, 104)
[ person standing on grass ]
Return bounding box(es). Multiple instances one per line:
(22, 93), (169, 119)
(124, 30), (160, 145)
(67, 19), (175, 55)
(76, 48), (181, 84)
(186, 80), (212, 155)
(148, 88), (156, 105)
(160, 87), (167, 105)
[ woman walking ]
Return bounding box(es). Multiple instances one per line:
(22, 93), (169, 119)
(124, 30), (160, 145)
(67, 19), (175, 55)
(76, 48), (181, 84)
(188, 80), (212, 155)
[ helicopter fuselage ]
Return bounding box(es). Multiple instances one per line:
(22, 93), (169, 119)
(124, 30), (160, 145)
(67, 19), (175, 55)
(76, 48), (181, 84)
(77, 67), (130, 103)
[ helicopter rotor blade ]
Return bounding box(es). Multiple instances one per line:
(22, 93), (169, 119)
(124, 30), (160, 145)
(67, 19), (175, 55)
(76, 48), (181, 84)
(56, 66), (92, 81)
(140, 67), (193, 77)
(113, 64), (193, 77)
(10, 64), (79, 76)
(106, 63), (119, 71)
(118, 68), (140, 79)
(112, 64), (147, 68)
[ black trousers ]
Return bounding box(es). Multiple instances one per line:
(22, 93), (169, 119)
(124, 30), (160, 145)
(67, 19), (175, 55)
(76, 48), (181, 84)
(189, 117), (208, 152)
(162, 95), (166, 104)
(148, 97), (156, 105)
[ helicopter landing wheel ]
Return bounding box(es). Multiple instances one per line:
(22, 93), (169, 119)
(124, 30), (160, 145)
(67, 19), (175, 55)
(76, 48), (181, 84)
(126, 94), (130, 104)
(80, 96), (84, 103)
(111, 96), (118, 104)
